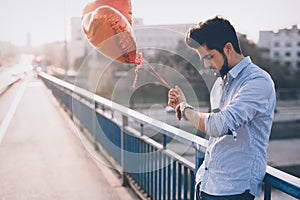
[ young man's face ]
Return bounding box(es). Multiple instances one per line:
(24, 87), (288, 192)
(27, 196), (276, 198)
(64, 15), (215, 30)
(196, 45), (228, 77)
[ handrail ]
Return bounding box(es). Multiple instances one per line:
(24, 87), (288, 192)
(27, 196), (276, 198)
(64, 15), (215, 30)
(40, 72), (208, 150)
(264, 166), (300, 199)
(39, 72), (300, 199)
(0, 76), (23, 95)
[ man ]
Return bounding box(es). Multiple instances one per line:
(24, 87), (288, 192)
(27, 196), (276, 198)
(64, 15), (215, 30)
(168, 16), (276, 200)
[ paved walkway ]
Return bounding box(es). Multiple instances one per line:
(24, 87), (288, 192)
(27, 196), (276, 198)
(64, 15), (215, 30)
(0, 74), (137, 199)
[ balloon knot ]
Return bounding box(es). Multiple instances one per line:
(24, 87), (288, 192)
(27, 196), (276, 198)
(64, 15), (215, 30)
(134, 50), (144, 65)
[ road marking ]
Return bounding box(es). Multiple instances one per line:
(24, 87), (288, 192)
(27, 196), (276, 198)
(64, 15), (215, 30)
(27, 82), (42, 87)
(0, 82), (27, 143)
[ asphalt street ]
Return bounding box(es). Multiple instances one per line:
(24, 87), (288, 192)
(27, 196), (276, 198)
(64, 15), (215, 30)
(0, 73), (138, 199)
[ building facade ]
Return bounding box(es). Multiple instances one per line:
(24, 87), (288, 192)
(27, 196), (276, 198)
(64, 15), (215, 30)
(69, 17), (195, 62)
(258, 25), (300, 70)
(69, 17), (92, 67)
(132, 18), (194, 55)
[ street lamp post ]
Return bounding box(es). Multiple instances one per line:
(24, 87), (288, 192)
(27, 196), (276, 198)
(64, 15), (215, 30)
(63, 0), (69, 81)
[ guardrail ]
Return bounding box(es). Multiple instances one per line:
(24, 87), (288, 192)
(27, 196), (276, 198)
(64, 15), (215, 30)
(39, 72), (300, 200)
(0, 76), (23, 95)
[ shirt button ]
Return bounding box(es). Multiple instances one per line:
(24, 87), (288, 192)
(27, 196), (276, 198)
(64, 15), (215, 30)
(205, 167), (208, 170)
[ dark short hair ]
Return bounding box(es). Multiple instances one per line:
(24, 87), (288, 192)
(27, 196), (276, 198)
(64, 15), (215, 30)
(185, 16), (242, 54)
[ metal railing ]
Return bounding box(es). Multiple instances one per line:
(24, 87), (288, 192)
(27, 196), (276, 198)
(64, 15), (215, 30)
(0, 75), (23, 95)
(39, 72), (300, 200)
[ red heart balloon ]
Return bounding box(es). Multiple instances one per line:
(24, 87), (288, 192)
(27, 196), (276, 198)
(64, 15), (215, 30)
(82, 1), (137, 64)
(82, 0), (133, 25)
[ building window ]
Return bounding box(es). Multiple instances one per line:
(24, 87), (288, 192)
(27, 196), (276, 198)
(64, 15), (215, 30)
(298, 42), (300, 47)
(274, 52), (280, 57)
(286, 42), (291, 47)
(297, 61), (300, 68)
(298, 52), (300, 57)
(285, 61), (291, 66)
(285, 52), (291, 57)
(274, 42), (280, 47)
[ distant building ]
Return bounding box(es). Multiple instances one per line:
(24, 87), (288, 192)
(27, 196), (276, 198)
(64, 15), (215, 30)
(69, 17), (92, 67)
(133, 18), (194, 55)
(257, 25), (300, 70)
(71, 17), (85, 41)
(69, 17), (195, 62)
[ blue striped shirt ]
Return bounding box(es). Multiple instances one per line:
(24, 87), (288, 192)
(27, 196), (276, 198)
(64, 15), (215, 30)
(196, 56), (276, 197)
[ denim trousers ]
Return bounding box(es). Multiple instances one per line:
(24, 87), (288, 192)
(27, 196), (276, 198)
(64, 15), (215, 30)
(195, 183), (255, 200)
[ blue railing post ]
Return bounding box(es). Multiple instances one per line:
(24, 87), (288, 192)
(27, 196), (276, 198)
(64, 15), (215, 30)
(178, 163), (182, 200)
(158, 151), (162, 200)
(195, 145), (204, 173)
(172, 161), (177, 200)
(167, 157), (171, 200)
(190, 171), (195, 200)
(154, 148), (158, 199)
(140, 123), (144, 136)
(194, 144), (204, 199)
(163, 135), (167, 148)
(122, 115), (129, 186)
(147, 143), (151, 197)
(93, 102), (98, 151)
(78, 96), (83, 132)
(163, 153), (167, 200)
(264, 184), (271, 200)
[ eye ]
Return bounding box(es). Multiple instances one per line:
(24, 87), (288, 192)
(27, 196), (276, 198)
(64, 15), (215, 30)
(202, 54), (213, 61)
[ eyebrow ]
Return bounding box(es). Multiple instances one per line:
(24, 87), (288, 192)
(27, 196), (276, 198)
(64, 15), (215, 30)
(200, 54), (212, 61)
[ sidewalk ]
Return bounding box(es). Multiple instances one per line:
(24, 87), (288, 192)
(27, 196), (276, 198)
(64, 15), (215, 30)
(0, 73), (137, 199)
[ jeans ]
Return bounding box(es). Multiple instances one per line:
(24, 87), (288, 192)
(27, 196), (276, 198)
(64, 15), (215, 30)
(195, 183), (255, 200)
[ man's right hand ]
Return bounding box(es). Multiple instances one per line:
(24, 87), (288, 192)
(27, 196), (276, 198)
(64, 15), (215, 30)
(168, 86), (186, 109)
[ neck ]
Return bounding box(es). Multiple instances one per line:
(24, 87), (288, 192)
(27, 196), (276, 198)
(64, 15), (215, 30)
(229, 54), (244, 69)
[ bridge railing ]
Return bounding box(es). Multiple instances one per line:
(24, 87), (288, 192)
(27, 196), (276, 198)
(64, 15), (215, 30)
(39, 72), (300, 200)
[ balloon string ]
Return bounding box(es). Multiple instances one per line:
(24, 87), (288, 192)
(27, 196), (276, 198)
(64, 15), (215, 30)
(132, 62), (142, 89)
(143, 59), (172, 89)
(132, 58), (172, 89)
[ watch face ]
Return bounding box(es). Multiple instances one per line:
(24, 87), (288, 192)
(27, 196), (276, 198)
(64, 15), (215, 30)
(180, 103), (193, 120)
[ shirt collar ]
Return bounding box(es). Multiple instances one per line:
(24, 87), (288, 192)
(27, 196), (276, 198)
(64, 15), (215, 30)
(227, 56), (251, 81)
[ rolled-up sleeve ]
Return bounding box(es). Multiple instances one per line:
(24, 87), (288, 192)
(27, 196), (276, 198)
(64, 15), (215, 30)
(205, 75), (274, 137)
(205, 111), (226, 137)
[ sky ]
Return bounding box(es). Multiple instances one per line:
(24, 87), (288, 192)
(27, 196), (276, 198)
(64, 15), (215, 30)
(0, 0), (300, 46)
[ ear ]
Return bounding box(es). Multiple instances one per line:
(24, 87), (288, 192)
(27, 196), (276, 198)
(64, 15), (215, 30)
(223, 42), (233, 55)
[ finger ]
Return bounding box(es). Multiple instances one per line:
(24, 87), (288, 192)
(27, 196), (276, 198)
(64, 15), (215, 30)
(168, 93), (177, 99)
(168, 91), (178, 99)
(169, 98), (178, 104)
(175, 85), (184, 97)
(168, 88), (175, 94)
(169, 96), (179, 104)
(168, 100), (174, 107)
(168, 94), (177, 101)
(168, 98), (176, 105)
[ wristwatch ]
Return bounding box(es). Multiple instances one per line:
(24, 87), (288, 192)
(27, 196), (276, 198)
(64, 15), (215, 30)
(179, 102), (194, 120)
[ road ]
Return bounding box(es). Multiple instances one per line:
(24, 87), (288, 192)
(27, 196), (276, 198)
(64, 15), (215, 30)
(0, 64), (31, 94)
(0, 72), (138, 199)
